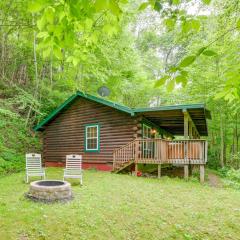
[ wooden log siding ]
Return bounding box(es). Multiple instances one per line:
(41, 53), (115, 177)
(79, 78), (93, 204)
(43, 98), (136, 168)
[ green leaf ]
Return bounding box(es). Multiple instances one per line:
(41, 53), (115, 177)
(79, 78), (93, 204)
(237, 19), (240, 29)
(169, 67), (179, 73)
(109, 0), (121, 15)
(37, 32), (49, 39)
(197, 46), (207, 55)
(182, 19), (200, 33)
(67, 55), (80, 66)
(53, 26), (63, 39)
(72, 57), (80, 67)
(85, 18), (93, 31)
(44, 7), (55, 24)
(37, 17), (46, 30)
(182, 20), (191, 33)
(28, 0), (48, 13)
(191, 19), (200, 31)
(42, 48), (51, 58)
(95, 0), (109, 11)
(164, 18), (176, 31)
(175, 75), (187, 87)
(214, 91), (226, 100)
(103, 24), (118, 36)
(202, 50), (217, 56)
(138, 2), (149, 11)
(202, 0), (211, 4)
(155, 76), (169, 87)
(154, 1), (162, 11)
(166, 80), (175, 92)
(36, 36), (51, 51)
(179, 56), (196, 68)
(53, 45), (62, 59)
(180, 70), (188, 77)
(172, 0), (180, 4)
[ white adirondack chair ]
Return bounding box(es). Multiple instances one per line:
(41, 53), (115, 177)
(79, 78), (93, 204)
(25, 153), (45, 183)
(64, 154), (83, 185)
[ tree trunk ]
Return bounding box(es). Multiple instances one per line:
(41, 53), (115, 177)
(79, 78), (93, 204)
(220, 111), (224, 168)
(25, 15), (39, 127)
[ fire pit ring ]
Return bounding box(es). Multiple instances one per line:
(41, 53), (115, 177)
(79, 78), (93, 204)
(26, 180), (72, 203)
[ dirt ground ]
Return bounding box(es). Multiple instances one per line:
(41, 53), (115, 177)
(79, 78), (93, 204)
(143, 166), (224, 188)
(207, 172), (223, 188)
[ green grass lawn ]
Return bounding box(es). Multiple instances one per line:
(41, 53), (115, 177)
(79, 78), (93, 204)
(0, 168), (240, 240)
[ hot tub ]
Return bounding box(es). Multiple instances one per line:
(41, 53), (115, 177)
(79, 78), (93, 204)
(26, 180), (72, 202)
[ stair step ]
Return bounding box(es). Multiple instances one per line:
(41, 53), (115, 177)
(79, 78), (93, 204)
(113, 160), (134, 173)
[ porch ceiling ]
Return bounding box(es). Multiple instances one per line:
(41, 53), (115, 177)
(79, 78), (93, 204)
(134, 104), (211, 136)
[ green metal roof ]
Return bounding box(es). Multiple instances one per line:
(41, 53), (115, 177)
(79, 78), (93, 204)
(34, 90), (210, 135)
(133, 103), (206, 112)
(33, 91), (133, 131)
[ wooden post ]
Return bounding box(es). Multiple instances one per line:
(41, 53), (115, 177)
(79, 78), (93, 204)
(200, 165), (205, 183)
(205, 141), (208, 163)
(158, 164), (161, 178)
(134, 139), (139, 176)
(189, 165), (192, 176)
(183, 109), (200, 139)
(183, 110), (189, 180)
(193, 128), (196, 139)
(183, 112), (189, 139)
(135, 139), (139, 162)
(184, 165), (189, 180)
(135, 163), (138, 176)
(188, 121), (193, 176)
(113, 152), (115, 171)
(189, 121), (193, 139)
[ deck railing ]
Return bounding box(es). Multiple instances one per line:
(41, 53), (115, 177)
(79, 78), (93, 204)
(113, 139), (208, 171)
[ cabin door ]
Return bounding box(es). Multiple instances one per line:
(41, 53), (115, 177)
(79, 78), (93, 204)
(142, 124), (154, 158)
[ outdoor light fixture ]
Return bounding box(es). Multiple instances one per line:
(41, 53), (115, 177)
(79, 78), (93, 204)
(151, 129), (157, 134)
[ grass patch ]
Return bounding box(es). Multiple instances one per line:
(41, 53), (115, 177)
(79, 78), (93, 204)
(0, 168), (240, 239)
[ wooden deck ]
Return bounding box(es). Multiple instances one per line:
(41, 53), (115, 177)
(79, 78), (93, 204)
(113, 138), (208, 181)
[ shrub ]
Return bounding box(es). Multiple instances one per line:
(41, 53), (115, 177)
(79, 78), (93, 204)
(0, 105), (40, 176)
(222, 168), (240, 190)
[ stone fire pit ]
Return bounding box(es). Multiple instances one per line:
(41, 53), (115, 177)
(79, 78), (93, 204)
(26, 180), (72, 203)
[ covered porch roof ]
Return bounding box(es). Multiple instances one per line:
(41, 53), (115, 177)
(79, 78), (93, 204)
(134, 104), (211, 136)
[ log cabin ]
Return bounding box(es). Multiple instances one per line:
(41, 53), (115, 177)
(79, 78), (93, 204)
(34, 90), (211, 182)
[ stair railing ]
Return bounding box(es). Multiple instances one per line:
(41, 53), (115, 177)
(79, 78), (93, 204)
(113, 140), (136, 171)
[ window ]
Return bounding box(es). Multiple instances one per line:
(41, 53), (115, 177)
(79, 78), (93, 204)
(85, 124), (100, 152)
(142, 124), (151, 139)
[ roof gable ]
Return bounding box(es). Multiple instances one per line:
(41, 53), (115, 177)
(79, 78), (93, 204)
(33, 91), (134, 131)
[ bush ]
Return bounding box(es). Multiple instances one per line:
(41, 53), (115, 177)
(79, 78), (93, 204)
(0, 105), (40, 176)
(218, 167), (231, 178)
(222, 168), (240, 190)
(0, 156), (24, 175)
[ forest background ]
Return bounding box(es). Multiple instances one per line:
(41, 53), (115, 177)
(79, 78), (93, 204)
(0, 0), (240, 177)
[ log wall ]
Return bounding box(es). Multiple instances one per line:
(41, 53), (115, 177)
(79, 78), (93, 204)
(42, 97), (137, 170)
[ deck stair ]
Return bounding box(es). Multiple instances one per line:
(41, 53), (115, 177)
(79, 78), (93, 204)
(112, 160), (134, 173)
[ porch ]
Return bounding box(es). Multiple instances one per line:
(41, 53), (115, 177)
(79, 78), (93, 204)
(113, 139), (207, 182)
(112, 104), (211, 182)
